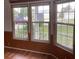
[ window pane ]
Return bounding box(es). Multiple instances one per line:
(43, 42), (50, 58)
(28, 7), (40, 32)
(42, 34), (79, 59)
(57, 24), (62, 34)
(38, 6), (44, 13)
(14, 23), (28, 39)
(32, 23), (39, 39)
(63, 12), (68, 23)
(57, 24), (68, 46)
(32, 6), (36, 14)
(32, 13), (36, 21)
(57, 13), (63, 22)
(57, 4), (63, 12)
(32, 5), (49, 22)
(57, 24), (73, 49)
(44, 5), (49, 13)
(44, 23), (49, 40)
(69, 2), (75, 12)
(44, 5), (49, 22)
(68, 26), (73, 37)
(57, 24), (74, 49)
(62, 25), (67, 35)
(57, 24), (62, 44)
(64, 26), (73, 48)
(44, 14), (49, 22)
(57, 34), (62, 44)
(61, 36), (68, 47)
(39, 23), (44, 40)
(57, 2), (75, 23)
(32, 23), (49, 41)
(57, 24), (68, 45)
(69, 12), (74, 24)
(67, 37), (73, 49)
(57, 12), (69, 23)
(63, 3), (69, 12)
(13, 7), (28, 21)
(32, 13), (44, 22)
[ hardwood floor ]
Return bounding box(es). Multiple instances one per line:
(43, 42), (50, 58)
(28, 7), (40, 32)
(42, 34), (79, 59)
(5, 48), (51, 59)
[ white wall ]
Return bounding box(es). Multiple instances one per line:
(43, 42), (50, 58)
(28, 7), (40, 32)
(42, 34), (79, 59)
(4, 0), (12, 32)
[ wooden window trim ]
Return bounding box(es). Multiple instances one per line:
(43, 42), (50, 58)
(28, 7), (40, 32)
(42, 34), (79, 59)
(54, 0), (75, 4)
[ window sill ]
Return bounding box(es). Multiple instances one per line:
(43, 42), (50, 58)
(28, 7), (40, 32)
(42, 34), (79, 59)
(55, 43), (74, 54)
(31, 39), (50, 44)
(13, 38), (29, 41)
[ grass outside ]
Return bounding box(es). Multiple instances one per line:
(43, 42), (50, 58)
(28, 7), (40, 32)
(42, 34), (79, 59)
(15, 24), (28, 38)
(57, 24), (73, 49)
(15, 23), (48, 40)
(32, 23), (48, 40)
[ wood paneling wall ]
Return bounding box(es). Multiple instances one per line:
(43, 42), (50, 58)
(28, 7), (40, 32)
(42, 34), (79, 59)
(4, 32), (51, 53)
(50, 44), (74, 59)
(4, 32), (12, 46)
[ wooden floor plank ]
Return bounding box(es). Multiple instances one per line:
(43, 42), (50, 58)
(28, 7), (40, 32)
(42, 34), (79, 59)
(4, 50), (50, 59)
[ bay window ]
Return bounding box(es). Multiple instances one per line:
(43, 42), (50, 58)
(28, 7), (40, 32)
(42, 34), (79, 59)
(12, 1), (75, 51)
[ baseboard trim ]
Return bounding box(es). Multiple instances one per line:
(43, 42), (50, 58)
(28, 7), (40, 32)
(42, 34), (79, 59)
(5, 46), (58, 59)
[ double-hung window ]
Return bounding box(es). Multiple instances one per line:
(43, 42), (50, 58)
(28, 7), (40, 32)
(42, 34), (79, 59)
(13, 7), (29, 40)
(31, 5), (50, 43)
(56, 2), (75, 50)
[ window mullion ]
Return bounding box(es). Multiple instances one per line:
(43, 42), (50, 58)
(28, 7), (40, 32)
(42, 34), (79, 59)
(28, 4), (32, 41)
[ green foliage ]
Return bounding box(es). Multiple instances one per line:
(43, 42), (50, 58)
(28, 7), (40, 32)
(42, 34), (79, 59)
(19, 8), (28, 17)
(13, 10), (18, 17)
(59, 5), (73, 19)
(14, 8), (28, 17)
